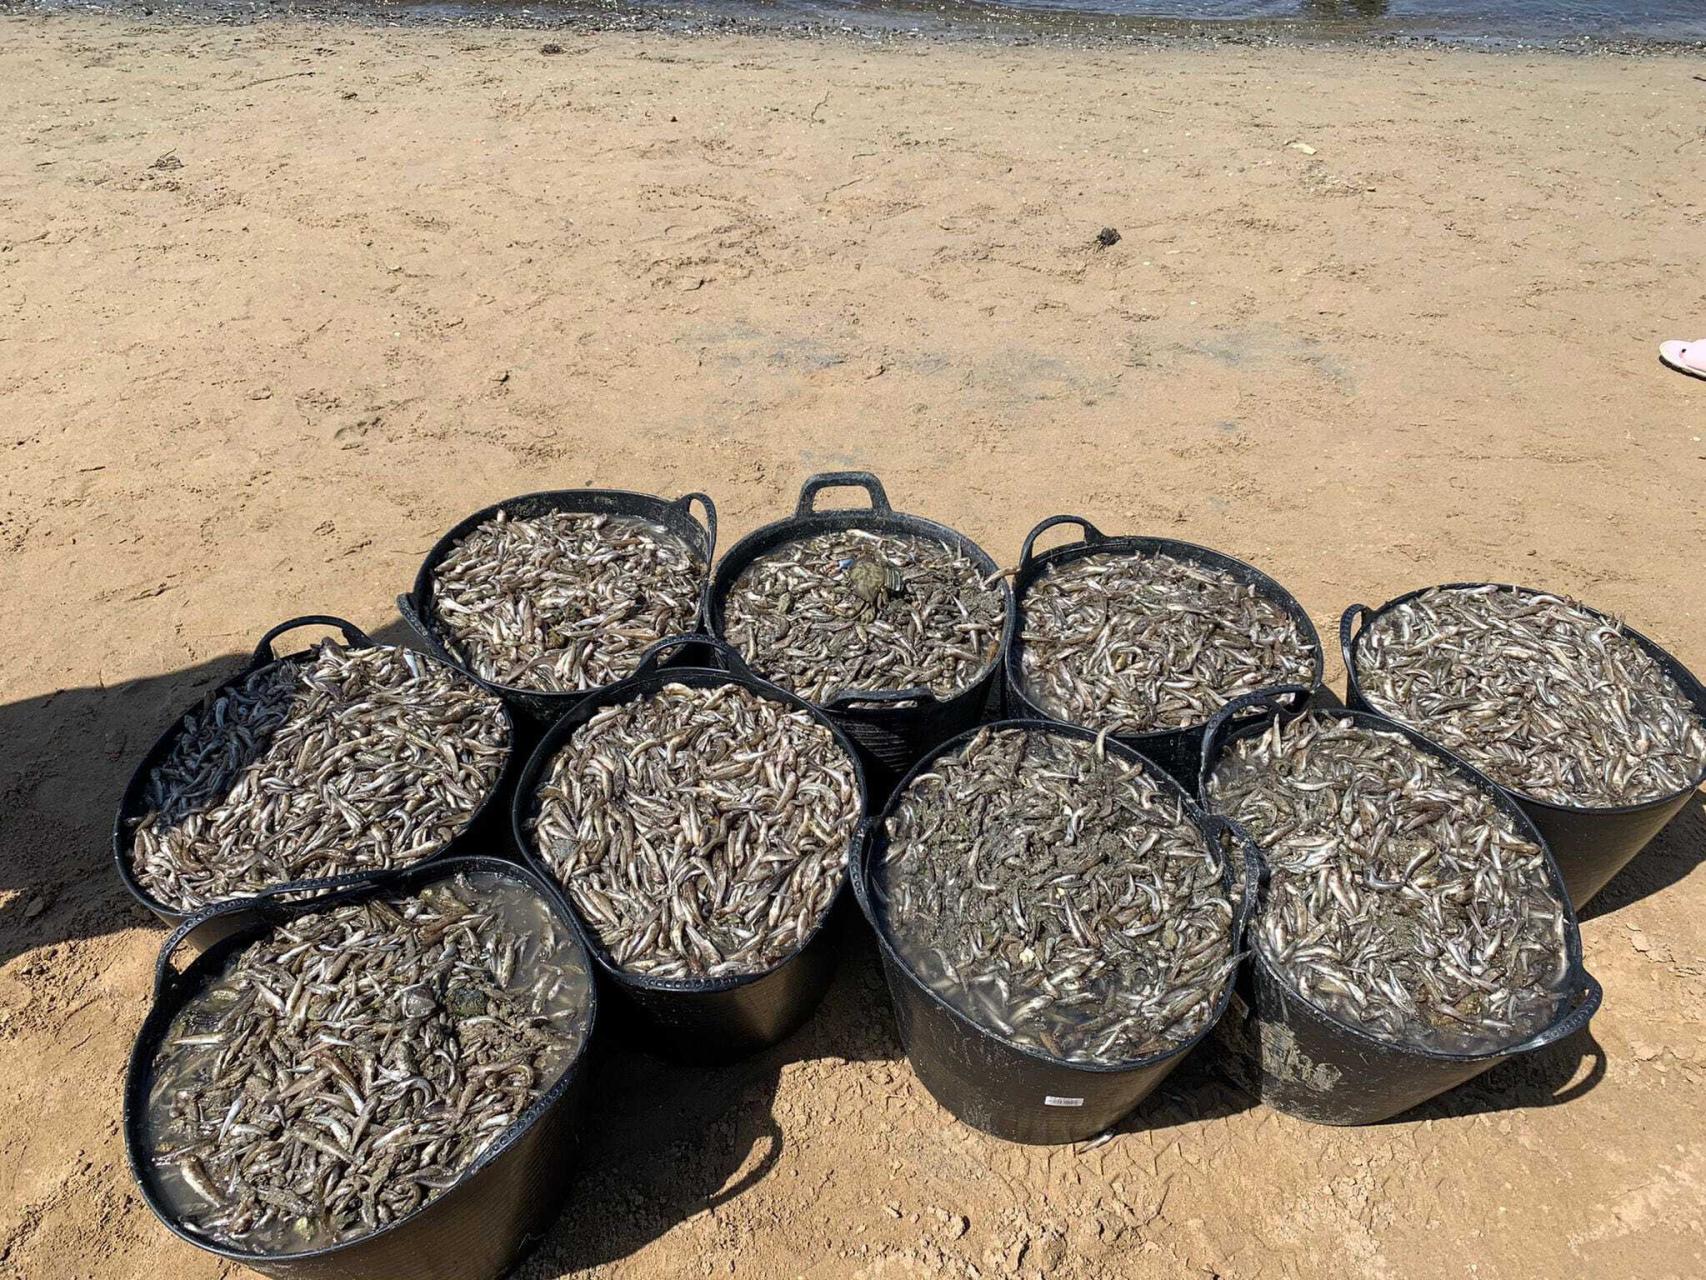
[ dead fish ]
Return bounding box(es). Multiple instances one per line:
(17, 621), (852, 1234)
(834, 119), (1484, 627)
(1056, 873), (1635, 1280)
(131, 644), (509, 913)
(142, 871), (592, 1252)
(530, 681), (861, 979)
(875, 726), (1236, 1066)
(430, 509), (705, 694)
(1207, 712), (1572, 1055)
(721, 528), (1004, 703)
(1356, 585), (1706, 807)
(1019, 549), (1315, 735)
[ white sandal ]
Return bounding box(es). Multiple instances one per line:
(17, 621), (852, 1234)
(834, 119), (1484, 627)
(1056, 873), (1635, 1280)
(1659, 338), (1706, 382)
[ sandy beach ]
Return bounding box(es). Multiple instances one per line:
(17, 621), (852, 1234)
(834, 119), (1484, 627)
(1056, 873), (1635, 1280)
(3, 10), (1705, 1279)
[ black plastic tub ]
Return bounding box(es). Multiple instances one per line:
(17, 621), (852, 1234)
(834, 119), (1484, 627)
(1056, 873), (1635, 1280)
(397, 487), (718, 725)
(511, 635), (870, 1064)
(1004, 514), (1324, 789)
(705, 472), (1015, 801)
(113, 615), (518, 953)
(1340, 584), (1706, 907)
(123, 855), (598, 1280)
(1197, 689), (1604, 1126)
(854, 719), (1260, 1145)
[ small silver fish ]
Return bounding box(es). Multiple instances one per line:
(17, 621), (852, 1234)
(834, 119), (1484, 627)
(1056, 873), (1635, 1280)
(1357, 585), (1706, 807)
(1207, 712), (1571, 1054)
(142, 872), (592, 1252)
(131, 644), (509, 912)
(1018, 549), (1315, 735)
(530, 682), (861, 979)
(431, 509), (705, 694)
(875, 727), (1236, 1066)
(721, 528), (1004, 703)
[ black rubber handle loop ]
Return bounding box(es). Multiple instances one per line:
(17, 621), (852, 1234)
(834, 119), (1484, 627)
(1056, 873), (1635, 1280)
(1197, 683), (1314, 800)
(251, 615), (373, 668)
(632, 632), (753, 680)
(1202, 814), (1266, 943)
(795, 472), (891, 517)
(824, 685), (937, 713)
(151, 900), (265, 1003)
(394, 593), (462, 668)
(675, 491), (719, 562)
(1018, 514), (1106, 571)
(849, 817), (879, 922)
(1507, 969), (1604, 1054)
(1339, 603), (1374, 665)
(151, 865), (403, 1005)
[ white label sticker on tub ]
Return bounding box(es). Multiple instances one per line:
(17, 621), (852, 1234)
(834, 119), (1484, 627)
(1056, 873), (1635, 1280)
(1044, 1095), (1085, 1108)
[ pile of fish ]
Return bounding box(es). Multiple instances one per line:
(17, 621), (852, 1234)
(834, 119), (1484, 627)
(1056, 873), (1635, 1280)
(874, 727), (1235, 1065)
(721, 529), (1005, 702)
(1207, 714), (1572, 1054)
(140, 871), (593, 1253)
(530, 682), (862, 979)
(1356, 585), (1706, 807)
(130, 644), (509, 913)
(1019, 550), (1315, 735)
(430, 510), (705, 693)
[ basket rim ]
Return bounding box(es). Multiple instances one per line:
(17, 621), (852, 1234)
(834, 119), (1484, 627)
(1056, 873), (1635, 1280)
(1341, 580), (1706, 816)
(401, 486), (718, 707)
(510, 660), (872, 997)
(859, 716), (1252, 1078)
(122, 853), (598, 1265)
(1004, 527), (1326, 741)
(111, 636), (517, 924)
(704, 506), (1017, 709)
(1200, 701), (1596, 1065)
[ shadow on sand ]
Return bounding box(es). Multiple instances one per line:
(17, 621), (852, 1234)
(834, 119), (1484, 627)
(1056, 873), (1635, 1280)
(0, 617), (421, 969)
(0, 618), (897, 1271)
(1387, 1031), (1607, 1124)
(518, 923), (901, 1277)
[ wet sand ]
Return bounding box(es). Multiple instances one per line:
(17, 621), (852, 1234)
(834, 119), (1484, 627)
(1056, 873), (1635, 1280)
(3, 11), (1705, 1280)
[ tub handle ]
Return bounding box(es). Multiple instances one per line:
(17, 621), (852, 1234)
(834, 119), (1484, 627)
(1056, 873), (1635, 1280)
(152, 868), (401, 1004)
(394, 594), (463, 669)
(849, 818), (879, 922)
(1339, 603), (1374, 664)
(251, 614), (373, 668)
(824, 686), (936, 713)
(1197, 683), (1314, 799)
(632, 632), (740, 678)
(796, 471), (891, 517)
(675, 491), (720, 562)
(1507, 969), (1604, 1055)
(152, 901), (266, 1003)
(1017, 514), (1106, 571)
(1202, 814), (1267, 941)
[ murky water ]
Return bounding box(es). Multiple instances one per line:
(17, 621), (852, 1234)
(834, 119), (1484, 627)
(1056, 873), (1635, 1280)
(809, 0), (1706, 41)
(27, 0), (1706, 44)
(141, 871), (592, 1255)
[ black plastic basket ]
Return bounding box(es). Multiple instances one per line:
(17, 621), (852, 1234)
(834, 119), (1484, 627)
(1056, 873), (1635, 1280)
(1341, 583), (1706, 907)
(705, 472), (1015, 800)
(123, 855), (598, 1280)
(511, 634), (871, 1064)
(397, 487), (718, 724)
(853, 719), (1260, 1145)
(1004, 515), (1324, 789)
(113, 615), (518, 953)
(1197, 689), (1603, 1126)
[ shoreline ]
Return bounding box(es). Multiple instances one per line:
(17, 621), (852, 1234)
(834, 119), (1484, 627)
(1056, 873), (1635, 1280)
(9, 0), (1706, 54)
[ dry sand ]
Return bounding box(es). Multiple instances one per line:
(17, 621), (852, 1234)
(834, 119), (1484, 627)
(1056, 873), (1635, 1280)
(3, 11), (1705, 1279)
